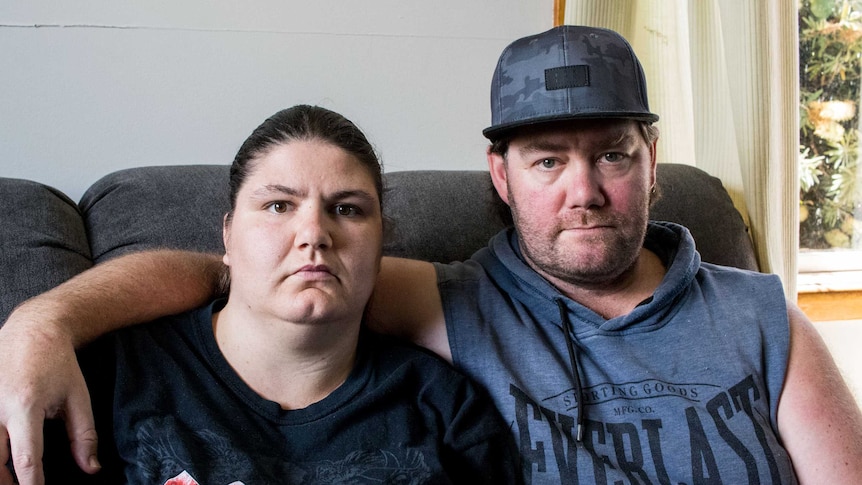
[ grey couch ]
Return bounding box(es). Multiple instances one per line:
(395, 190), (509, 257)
(0, 164), (758, 327)
(1, 164), (757, 479)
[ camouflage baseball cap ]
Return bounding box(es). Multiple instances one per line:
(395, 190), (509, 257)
(483, 25), (659, 141)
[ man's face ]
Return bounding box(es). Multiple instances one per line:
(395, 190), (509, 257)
(488, 119), (657, 291)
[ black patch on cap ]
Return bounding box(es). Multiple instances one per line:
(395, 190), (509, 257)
(545, 65), (589, 90)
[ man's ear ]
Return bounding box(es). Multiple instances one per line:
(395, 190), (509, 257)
(487, 147), (510, 205)
(649, 139), (658, 188)
(222, 213), (232, 267)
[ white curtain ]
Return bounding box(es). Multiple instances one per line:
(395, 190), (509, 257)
(564, 0), (800, 298)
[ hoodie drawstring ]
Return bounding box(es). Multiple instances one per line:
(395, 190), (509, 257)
(556, 298), (585, 441)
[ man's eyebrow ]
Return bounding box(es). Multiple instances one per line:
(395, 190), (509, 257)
(518, 129), (638, 157)
(518, 139), (571, 156)
(606, 129), (638, 146)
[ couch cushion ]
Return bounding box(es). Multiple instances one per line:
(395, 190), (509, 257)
(383, 170), (507, 263)
(80, 165), (231, 263)
(0, 178), (92, 325)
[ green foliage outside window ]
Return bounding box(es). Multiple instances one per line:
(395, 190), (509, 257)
(799, 0), (862, 249)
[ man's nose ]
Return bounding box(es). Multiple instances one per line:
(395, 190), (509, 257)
(563, 162), (605, 209)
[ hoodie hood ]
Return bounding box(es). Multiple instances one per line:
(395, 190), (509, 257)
(472, 221), (702, 336)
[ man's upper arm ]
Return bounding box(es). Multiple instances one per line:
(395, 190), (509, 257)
(368, 257), (450, 362)
(777, 302), (862, 483)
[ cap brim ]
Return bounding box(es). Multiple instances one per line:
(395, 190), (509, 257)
(483, 111), (660, 141)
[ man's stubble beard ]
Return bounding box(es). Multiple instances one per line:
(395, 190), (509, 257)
(509, 194), (650, 290)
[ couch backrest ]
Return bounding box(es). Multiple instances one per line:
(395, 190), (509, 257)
(80, 163), (758, 271)
(0, 163), (758, 324)
(81, 165), (230, 261)
(0, 178), (93, 323)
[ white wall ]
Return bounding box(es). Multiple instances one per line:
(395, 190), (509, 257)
(0, 1), (554, 202)
(815, 320), (862, 409)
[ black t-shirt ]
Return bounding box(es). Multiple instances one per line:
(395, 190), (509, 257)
(71, 299), (520, 484)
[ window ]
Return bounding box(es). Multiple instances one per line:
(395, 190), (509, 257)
(798, 0), (862, 322)
(799, 0), (862, 272)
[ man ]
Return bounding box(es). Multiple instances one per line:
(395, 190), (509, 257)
(1, 25), (860, 484)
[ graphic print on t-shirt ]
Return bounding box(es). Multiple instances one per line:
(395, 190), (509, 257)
(508, 374), (791, 484)
(129, 416), (433, 483)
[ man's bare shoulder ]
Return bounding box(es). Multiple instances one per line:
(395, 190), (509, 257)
(778, 301), (862, 482)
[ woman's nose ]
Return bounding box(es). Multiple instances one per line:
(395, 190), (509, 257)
(294, 207), (333, 250)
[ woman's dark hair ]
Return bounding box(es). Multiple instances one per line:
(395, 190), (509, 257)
(228, 105), (383, 216)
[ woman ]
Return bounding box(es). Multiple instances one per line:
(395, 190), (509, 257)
(76, 105), (519, 484)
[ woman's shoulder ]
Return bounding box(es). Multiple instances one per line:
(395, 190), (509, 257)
(358, 328), (499, 415)
(362, 328), (452, 368)
(360, 328), (469, 388)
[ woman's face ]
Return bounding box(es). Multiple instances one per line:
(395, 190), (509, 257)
(223, 139), (383, 327)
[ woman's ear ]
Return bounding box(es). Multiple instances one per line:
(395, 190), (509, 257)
(487, 147), (510, 205)
(222, 213), (232, 267)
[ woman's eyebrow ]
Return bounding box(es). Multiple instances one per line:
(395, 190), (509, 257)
(251, 185), (377, 205)
(252, 184), (302, 198)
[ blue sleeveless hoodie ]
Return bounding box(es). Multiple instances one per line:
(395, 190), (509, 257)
(435, 222), (797, 484)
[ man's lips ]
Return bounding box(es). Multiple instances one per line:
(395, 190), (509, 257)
(561, 224), (613, 231)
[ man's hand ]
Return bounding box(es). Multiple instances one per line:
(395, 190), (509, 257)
(0, 312), (99, 485)
(0, 249), (224, 484)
